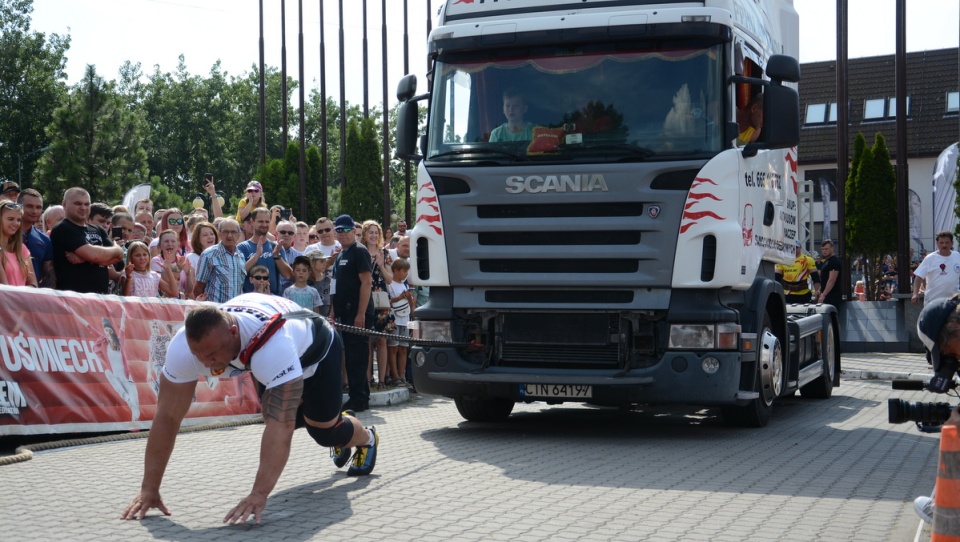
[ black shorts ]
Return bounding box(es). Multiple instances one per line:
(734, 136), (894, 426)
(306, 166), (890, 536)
(294, 322), (345, 426)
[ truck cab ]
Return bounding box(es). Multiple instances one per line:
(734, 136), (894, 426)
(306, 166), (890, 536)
(396, 0), (839, 427)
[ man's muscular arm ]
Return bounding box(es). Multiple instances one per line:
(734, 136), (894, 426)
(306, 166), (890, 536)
(223, 377), (303, 525)
(120, 375), (196, 520)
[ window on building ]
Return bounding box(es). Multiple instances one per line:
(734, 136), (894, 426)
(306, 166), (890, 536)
(863, 97), (911, 121)
(805, 103), (826, 124)
(804, 102), (840, 125)
(863, 98), (885, 120)
(948, 91), (959, 114)
(827, 102), (839, 123)
(887, 96), (910, 117)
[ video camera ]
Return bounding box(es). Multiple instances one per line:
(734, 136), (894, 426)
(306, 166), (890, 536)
(887, 357), (958, 432)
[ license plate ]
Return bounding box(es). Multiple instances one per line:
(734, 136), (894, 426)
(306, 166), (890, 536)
(521, 384), (592, 398)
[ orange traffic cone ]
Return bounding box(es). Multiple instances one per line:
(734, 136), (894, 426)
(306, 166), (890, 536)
(932, 425), (960, 542)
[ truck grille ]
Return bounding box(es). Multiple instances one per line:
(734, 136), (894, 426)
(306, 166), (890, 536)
(498, 313), (621, 369)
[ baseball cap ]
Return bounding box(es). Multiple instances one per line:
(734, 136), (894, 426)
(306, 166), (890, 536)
(334, 214), (356, 230)
(246, 180), (263, 192)
(917, 296), (960, 371)
(305, 250), (329, 261)
(1, 182), (20, 195)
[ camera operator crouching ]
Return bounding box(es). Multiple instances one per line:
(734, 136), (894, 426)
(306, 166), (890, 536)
(902, 296), (960, 524)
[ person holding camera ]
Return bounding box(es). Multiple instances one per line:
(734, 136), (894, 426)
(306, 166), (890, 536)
(912, 296), (960, 523)
(236, 181), (267, 223)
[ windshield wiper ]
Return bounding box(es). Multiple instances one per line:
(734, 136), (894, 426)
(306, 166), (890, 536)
(429, 148), (528, 162)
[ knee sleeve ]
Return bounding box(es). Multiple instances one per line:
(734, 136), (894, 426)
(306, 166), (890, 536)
(306, 415), (355, 448)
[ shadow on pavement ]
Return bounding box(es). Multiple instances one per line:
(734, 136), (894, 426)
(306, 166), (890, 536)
(418, 384), (940, 503)
(137, 475), (374, 540)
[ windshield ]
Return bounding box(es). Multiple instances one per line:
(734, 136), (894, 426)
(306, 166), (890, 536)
(427, 41), (724, 164)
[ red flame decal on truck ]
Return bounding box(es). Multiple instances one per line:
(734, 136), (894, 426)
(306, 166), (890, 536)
(786, 147), (798, 194)
(679, 177), (725, 234)
(416, 180), (443, 235)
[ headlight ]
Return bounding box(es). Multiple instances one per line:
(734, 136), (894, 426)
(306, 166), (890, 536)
(668, 323), (740, 349)
(669, 324), (714, 349)
(419, 321), (452, 343)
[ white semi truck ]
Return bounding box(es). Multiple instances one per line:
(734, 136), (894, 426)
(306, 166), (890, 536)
(395, 0), (839, 427)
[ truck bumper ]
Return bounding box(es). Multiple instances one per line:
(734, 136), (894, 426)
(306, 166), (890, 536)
(411, 347), (747, 405)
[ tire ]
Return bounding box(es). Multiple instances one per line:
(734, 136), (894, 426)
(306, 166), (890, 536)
(454, 397), (515, 422)
(800, 318), (836, 399)
(722, 313), (781, 428)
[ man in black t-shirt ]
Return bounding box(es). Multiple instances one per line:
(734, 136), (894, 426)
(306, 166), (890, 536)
(51, 187), (124, 294)
(329, 214), (374, 411)
(817, 239), (842, 307)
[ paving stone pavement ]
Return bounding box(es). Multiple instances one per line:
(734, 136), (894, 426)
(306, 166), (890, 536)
(0, 352), (947, 542)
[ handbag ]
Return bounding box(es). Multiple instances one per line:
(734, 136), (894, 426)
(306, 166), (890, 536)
(391, 297), (411, 318)
(372, 290), (391, 310)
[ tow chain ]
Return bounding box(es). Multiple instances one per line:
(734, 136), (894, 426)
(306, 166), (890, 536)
(332, 322), (481, 349)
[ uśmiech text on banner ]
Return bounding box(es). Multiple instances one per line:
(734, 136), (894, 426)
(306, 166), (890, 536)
(0, 286), (261, 436)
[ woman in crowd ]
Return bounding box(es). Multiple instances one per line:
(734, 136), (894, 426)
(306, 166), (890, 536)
(0, 201), (38, 287)
(235, 180), (267, 223)
(186, 221), (219, 271)
(151, 229), (194, 298)
(151, 208), (189, 257)
(361, 219), (396, 389)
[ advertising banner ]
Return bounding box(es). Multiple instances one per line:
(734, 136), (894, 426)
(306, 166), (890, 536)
(0, 286), (261, 436)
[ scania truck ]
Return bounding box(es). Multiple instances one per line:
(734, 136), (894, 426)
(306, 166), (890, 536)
(395, 0), (839, 427)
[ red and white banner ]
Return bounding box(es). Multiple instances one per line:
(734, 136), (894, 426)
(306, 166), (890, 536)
(0, 286), (261, 436)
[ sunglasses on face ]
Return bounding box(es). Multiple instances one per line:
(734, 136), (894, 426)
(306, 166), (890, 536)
(1, 202), (23, 210)
(277, 230), (295, 235)
(308, 234), (319, 240)
(247, 189), (261, 193)
(220, 230), (240, 236)
(317, 227), (332, 233)
(168, 217), (184, 225)
(251, 275), (269, 281)
(334, 227), (351, 233)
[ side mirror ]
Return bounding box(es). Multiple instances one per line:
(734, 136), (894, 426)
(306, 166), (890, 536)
(760, 84), (800, 148)
(397, 75), (417, 103)
(766, 55), (800, 84)
(396, 101), (421, 160)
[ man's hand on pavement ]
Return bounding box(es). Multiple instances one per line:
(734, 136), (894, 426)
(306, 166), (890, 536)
(120, 490), (171, 520)
(223, 493), (268, 525)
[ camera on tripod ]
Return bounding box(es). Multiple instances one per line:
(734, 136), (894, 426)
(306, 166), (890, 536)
(887, 357), (958, 431)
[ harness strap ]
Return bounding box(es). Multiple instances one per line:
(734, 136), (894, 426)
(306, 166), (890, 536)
(239, 310), (323, 367)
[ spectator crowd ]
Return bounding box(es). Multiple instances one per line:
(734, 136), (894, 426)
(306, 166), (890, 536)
(0, 177), (419, 405)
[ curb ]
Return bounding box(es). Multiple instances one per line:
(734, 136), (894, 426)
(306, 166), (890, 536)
(841, 369), (933, 382)
(342, 386), (411, 408)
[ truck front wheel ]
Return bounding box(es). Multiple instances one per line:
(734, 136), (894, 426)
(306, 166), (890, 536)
(721, 314), (781, 428)
(454, 397), (515, 422)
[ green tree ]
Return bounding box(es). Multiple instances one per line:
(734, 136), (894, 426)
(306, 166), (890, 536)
(35, 65), (149, 203)
(844, 132), (867, 254)
(0, 0), (70, 185)
(847, 132), (897, 300)
(341, 117), (383, 221)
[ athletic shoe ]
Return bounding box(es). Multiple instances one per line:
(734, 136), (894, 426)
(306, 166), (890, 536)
(330, 410), (356, 468)
(347, 426), (378, 476)
(914, 496), (934, 524)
